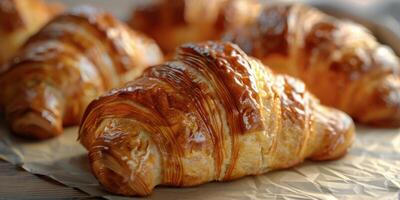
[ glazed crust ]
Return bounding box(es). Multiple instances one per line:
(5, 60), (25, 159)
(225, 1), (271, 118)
(79, 41), (355, 196)
(129, 0), (260, 53)
(224, 4), (400, 127)
(0, 0), (62, 65)
(0, 6), (163, 139)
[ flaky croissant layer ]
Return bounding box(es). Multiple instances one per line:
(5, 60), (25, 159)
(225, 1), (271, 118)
(79, 42), (355, 196)
(0, 6), (163, 139)
(224, 4), (400, 127)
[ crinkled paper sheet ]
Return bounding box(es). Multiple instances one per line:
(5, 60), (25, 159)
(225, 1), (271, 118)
(0, 120), (399, 200)
(0, 0), (399, 199)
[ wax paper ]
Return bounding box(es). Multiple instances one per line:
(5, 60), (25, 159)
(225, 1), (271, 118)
(1, 0), (400, 199)
(0, 121), (399, 200)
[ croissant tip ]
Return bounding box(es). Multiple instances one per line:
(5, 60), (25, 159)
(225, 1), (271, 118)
(310, 107), (355, 161)
(371, 97), (400, 128)
(89, 146), (153, 197)
(326, 110), (355, 160)
(356, 76), (400, 127)
(10, 110), (63, 140)
(361, 114), (400, 128)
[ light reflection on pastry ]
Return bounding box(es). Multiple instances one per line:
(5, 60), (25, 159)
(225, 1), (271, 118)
(79, 41), (355, 196)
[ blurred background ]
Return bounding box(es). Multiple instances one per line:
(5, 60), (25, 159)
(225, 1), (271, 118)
(46, 0), (400, 54)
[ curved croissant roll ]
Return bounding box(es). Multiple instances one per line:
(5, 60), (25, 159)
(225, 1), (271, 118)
(0, 0), (62, 66)
(0, 6), (163, 139)
(224, 4), (400, 127)
(79, 41), (355, 196)
(129, 0), (260, 53)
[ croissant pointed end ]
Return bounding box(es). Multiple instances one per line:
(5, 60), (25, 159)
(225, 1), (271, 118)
(9, 109), (63, 140)
(364, 101), (400, 128)
(83, 119), (162, 196)
(310, 106), (355, 161)
(89, 148), (152, 197)
(354, 75), (400, 127)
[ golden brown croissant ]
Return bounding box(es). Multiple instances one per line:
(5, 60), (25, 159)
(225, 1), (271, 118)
(0, 6), (163, 139)
(79, 41), (355, 196)
(129, 0), (260, 53)
(0, 0), (62, 65)
(224, 4), (400, 127)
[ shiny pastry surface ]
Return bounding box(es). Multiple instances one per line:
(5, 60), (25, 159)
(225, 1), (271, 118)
(0, 0), (62, 66)
(224, 4), (400, 127)
(0, 6), (163, 139)
(79, 41), (355, 196)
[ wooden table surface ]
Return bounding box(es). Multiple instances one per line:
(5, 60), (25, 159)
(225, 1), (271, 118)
(0, 160), (91, 200)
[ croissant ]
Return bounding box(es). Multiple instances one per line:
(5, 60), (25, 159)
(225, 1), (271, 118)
(223, 4), (400, 127)
(79, 41), (355, 196)
(0, 6), (163, 139)
(0, 0), (62, 66)
(129, 0), (260, 53)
